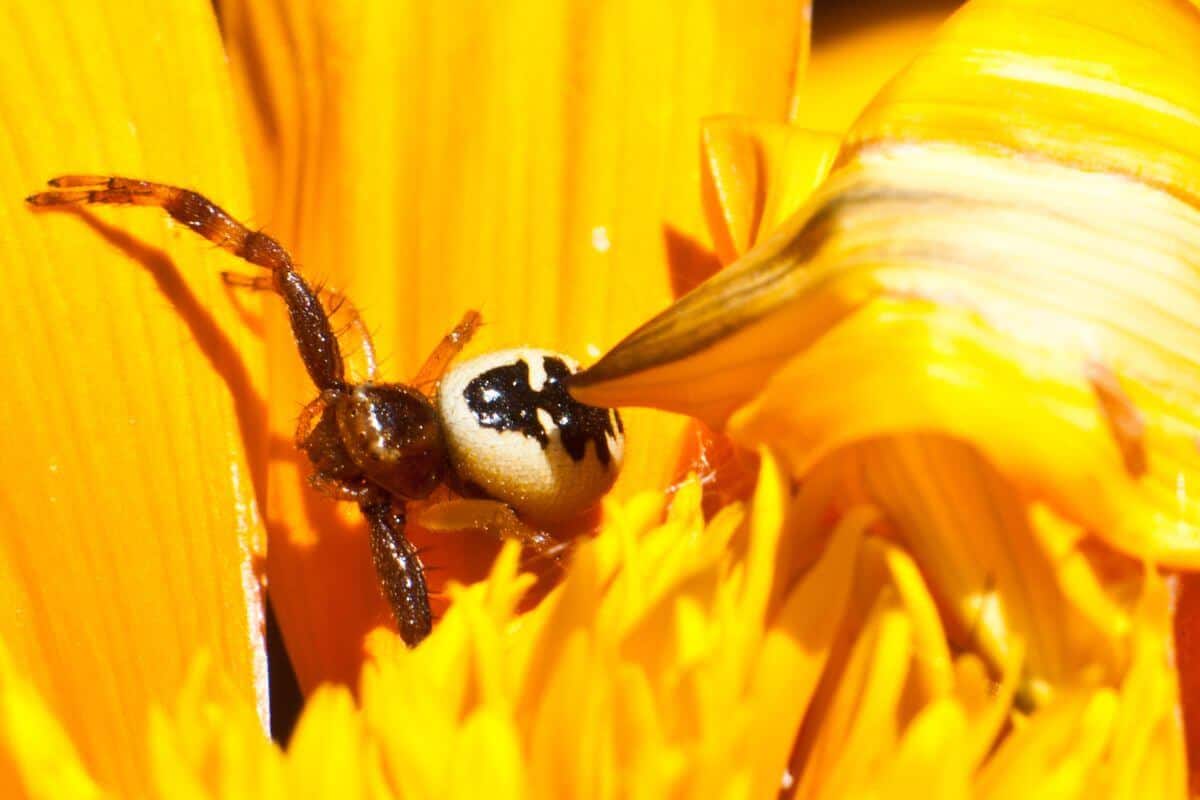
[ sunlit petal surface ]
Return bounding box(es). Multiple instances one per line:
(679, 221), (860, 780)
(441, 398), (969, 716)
(792, 0), (963, 131)
(218, 0), (812, 691)
(0, 1), (267, 794)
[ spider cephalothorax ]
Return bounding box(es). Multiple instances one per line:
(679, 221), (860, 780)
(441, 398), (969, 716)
(28, 176), (624, 646)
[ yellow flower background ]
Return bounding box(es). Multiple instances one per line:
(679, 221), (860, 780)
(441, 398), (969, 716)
(1, 0), (1198, 796)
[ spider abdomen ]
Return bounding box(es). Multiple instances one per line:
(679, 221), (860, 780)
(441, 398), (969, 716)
(437, 348), (624, 523)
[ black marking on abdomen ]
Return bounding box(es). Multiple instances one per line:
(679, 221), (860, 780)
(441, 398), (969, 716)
(464, 356), (621, 465)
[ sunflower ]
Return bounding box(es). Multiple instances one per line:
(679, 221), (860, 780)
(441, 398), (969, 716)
(1, 0), (1195, 797)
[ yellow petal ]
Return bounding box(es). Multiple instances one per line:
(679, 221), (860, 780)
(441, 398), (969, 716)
(219, 0), (812, 691)
(813, 437), (1135, 698)
(953, 648), (1024, 772)
(700, 118), (840, 267)
(732, 294), (1199, 566)
(972, 572), (1184, 798)
(870, 698), (971, 800)
(570, 5), (1200, 786)
(1, 2), (266, 793)
(572, 0), (1200, 570)
(581, 148), (1200, 570)
(880, 539), (953, 700)
(792, 0), (962, 131)
(0, 643), (102, 799)
(449, 710), (526, 800)
(283, 687), (369, 798)
(741, 504), (868, 799)
(147, 657), (282, 800)
(848, 0), (1200, 198)
(793, 592), (911, 798)
(979, 689), (1117, 800)
(1098, 571), (1187, 798)
(0, 442), (1178, 794)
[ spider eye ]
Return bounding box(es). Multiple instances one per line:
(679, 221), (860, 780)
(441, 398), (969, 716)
(437, 348), (624, 522)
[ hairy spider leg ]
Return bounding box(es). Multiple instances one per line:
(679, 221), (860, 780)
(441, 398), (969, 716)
(28, 176), (434, 645)
(28, 176), (345, 392)
(349, 485), (432, 644)
(363, 503), (430, 644)
(222, 271), (379, 383)
(412, 309), (482, 390)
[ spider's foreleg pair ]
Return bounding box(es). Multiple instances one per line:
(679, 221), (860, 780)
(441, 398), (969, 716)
(29, 176), (348, 391)
(27, 176), (443, 644)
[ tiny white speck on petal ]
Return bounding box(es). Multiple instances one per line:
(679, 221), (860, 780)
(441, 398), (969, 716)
(780, 769), (795, 791)
(591, 225), (611, 253)
(586, 343), (601, 359)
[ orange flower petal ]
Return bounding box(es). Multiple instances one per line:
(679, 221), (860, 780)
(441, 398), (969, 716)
(220, 0), (812, 690)
(0, 2), (266, 794)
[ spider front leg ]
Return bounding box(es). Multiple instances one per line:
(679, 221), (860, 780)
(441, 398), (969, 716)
(294, 397), (434, 642)
(29, 176), (437, 646)
(27, 176), (346, 392)
(417, 498), (571, 566)
(223, 271), (379, 384)
(358, 488), (432, 645)
(412, 309), (482, 391)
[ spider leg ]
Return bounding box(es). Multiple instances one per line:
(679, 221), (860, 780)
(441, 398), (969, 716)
(28, 176), (345, 392)
(293, 396), (328, 449)
(223, 272), (378, 383)
(306, 474), (371, 503)
(418, 498), (570, 566)
(220, 271), (271, 291)
(359, 494), (431, 646)
(412, 310), (483, 391)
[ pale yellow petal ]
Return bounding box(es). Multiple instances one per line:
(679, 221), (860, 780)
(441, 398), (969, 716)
(741, 506), (869, 799)
(0, 643), (103, 799)
(871, 699), (971, 800)
(794, 594), (911, 799)
(881, 540), (953, 700)
(1098, 571), (1187, 799)
(976, 690), (1116, 800)
(449, 711), (526, 800)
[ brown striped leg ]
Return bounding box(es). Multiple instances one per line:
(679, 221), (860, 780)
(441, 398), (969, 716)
(28, 176), (346, 392)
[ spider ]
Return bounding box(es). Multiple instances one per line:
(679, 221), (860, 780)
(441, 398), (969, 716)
(27, 176), (625, 646)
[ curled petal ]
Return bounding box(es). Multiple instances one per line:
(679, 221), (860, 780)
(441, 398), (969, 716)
(574, 0), (1200, 571)
(701, 118), (840, 268)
